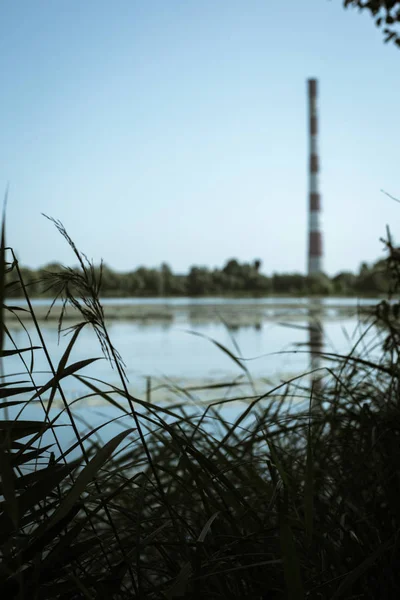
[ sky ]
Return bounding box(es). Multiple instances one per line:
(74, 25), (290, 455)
(0, 0), (399, 276)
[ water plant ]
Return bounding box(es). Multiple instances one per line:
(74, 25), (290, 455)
(1, 211), (400, 598)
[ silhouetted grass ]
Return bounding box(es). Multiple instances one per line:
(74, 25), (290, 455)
(1, 213), (400, 598)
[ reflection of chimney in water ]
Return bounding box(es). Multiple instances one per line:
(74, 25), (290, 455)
(307, 79), (323, 276)
(308, 299), (324, 395)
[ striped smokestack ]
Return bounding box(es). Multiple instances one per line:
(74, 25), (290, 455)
(307, 78), (323, 275)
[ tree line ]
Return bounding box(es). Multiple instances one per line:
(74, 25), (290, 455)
(9, 256), (393, 298)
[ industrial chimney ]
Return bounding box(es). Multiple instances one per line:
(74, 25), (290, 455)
(307, 79), (323, 275)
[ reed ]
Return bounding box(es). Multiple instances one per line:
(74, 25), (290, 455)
(1, 212), (399, 598)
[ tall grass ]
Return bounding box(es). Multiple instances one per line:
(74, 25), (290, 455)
(1, 214), (400, 598)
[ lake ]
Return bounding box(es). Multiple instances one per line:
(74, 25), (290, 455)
(2, 296), (382, 453)
(3, 295), (381, 396)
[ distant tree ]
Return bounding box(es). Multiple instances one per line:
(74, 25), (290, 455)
(359, 262), (370, 277)
(10, 253), (396, 298)
(145, 269), (162, 295)
(332, 271), (357, 294)
(272, 273), (307, 295)
(187, 267), (213, 295)
(252, 273), (272, 294)
(356, 259), (391, 294)
(342, 0), (400, 48)
(307, 273), (334, 295)
(159, 262), (173, 296)
(119, 272), (144, 296)
(240, 262), (256, 288)
(43, 262), (63, 271)
(227, 274), (246, 291)
(253, 259), (262, 272)
(7, 266), (36, 297)
(210, 269), (225, 294)
(356, 270), (389, 294)
(170, 274), (187, 296)
(100, 264), (122, 295)
(223, 259), (242, 277)
(133, 267), (161, 296)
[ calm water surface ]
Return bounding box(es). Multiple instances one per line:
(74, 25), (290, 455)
(4, 301), (378, 392)
(10, 296), (381, 307)
(2, 297), (382, 452)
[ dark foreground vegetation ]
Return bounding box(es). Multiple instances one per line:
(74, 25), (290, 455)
(2, 217), (400, 599)
(12, 254), (393, 298)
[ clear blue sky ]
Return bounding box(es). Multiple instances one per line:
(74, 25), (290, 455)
(1, 0), (399, 276)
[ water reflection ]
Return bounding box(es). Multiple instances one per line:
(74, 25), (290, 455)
(185, 306), (264, 331)
(218, 321), (263, 333)
(6, 302), (375, 410)
(9, 296), (382, 308)
(308, 298), (324, 395)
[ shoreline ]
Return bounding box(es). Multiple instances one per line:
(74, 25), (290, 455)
(4, 298), (377, 327)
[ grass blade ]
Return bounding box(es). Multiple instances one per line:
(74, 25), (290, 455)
(45, 427), (136, 529)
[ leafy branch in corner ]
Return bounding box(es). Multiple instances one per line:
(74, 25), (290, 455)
(343, 0), (400, 47)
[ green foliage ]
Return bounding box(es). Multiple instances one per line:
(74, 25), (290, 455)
(343, 0), (400, 48)
(307, 273), (335, 295)
(8, 255), (393, 299)
(332, 271), (357, 295)
(187, 266), (213, 295)
(272, 273), (308, 295)
(3, 210), (400, 597)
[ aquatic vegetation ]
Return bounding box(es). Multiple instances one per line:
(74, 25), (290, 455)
(1, 214), (400, 598)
